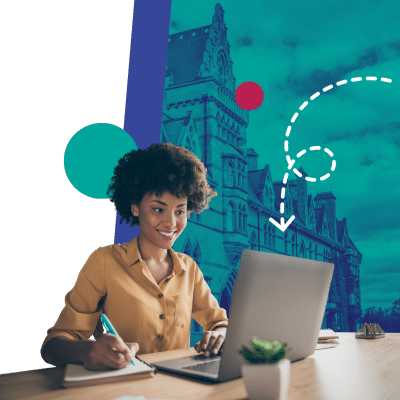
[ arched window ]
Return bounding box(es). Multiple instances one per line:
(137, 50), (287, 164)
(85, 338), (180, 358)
(272, 226), (276, 249)
(238, 204), (243, 231)
(221, 117), (226, 139)
(183, 239), (192, 257)
(217, 52), (226, 84)
(292, 234), (296, 256)
(265, 187), (274, 209)
(310, 211), (316, 230)
(250, 231), (257, 250)
(323, 220), (329, 238)
(284, 232), (288, 254)
(309, 242), (313, 260)
(243, 206), (247, 232)
(226, 163), (234, 187)
(264, 223), (268, 246)
(193, 242), (201, 265)
(238, 163), (243, 188)
(263, 187), (268, 207)
(268, 225), (273, 247)
(300, 241), (305, 258)
(227, 202), (235, 231)
(315, 244), (318, 260)
(285, 197), (291, 216)
(237, 137), (242, 150)
(185, 137), (193, 153)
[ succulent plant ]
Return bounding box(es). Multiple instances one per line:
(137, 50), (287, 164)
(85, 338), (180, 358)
(238, 338), (291, 364)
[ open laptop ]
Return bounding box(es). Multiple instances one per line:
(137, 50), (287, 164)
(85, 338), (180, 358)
(151, 249), (334, 382)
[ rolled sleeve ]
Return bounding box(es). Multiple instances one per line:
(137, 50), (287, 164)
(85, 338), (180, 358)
(191, 262), (229, 332)
(41, 247), (107, 358)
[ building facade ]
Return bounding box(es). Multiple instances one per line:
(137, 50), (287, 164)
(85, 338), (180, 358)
(162, 3), (363, 345)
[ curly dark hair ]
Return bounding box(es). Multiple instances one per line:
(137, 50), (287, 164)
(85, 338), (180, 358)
(106, 142), (217, 227)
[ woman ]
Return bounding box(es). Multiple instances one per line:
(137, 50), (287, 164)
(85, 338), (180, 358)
(41, 143), (229, 370)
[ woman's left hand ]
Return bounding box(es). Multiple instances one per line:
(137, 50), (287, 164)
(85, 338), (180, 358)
(194, 327), (227, 357)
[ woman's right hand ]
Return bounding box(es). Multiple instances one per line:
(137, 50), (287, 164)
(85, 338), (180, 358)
(83, 333), (139, 370)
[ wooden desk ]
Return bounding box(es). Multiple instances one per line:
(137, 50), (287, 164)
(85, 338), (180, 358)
(1, 333), (399, 400)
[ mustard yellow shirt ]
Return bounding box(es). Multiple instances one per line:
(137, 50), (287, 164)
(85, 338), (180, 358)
(41, 236), (228, 358)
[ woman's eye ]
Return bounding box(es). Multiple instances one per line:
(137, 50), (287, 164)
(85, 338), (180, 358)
(177, 210), (187, 215)
(153, 208), (163, 213)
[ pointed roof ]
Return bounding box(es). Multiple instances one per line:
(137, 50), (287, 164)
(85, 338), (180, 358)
(294, 210), (306, 227)
(336, 218), (359, 252)
(248, 165), (270, 194)
(297, 167), (308, 177)
(162, 112), (172, 121)
(348, 237), (359, 252)
(247, 174), (264, 207)
(247, 148), (258, 156)
(307, 194), (313, 209)
(163, 115), (191, 144)
(272, 181), (306, 226)
(167, 25), (212, 84)
(272, 182), (283, 210)
(272, 183), (282, 215)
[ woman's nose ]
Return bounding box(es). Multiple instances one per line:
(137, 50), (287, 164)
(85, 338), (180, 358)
(163, 212), (176, 227)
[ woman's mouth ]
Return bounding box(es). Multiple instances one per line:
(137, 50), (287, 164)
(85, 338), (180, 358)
(157, 229), (176, 238)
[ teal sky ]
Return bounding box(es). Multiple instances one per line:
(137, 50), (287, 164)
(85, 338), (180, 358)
(169, 0), (400, 314)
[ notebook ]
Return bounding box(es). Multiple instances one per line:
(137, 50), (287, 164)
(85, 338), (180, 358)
(61, 356), (155, 388)
(318, 329), (339, 342)
(315, 329), (340, 350)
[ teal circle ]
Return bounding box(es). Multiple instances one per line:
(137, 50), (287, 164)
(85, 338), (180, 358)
(64, 123), (137, 199)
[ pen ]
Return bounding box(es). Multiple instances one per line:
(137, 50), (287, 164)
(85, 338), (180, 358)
(100, 313), (135, 366)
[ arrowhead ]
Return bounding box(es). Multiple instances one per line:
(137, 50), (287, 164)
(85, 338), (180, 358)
(269, 216), (295, 232)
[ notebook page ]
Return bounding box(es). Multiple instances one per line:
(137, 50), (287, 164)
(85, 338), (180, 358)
(64, 358), (154, 383)
(318, 329), (338, 338)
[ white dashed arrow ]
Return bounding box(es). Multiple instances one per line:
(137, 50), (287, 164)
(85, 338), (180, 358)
(269, 76), (392, 232)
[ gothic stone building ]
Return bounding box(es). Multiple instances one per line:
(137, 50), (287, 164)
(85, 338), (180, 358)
(162, 3), (362, 345)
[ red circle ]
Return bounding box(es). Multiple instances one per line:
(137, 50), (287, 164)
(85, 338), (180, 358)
(235, 82), (264, 111)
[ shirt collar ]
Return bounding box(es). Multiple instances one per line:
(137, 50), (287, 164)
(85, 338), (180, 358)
(127, 236), (187, 274)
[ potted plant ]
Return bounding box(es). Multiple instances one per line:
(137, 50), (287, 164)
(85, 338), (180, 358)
(239, 338), (292, 400)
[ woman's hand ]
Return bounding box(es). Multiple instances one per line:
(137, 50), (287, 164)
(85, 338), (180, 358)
(194, 327), (227, 357)
(83, 333), (139, 370)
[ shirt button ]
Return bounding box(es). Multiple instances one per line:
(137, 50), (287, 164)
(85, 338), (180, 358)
(158, 293), (163, 298)
(165, 278), (169, 282)
(158, 335), (164, 340)
(160, 314), (165, 319)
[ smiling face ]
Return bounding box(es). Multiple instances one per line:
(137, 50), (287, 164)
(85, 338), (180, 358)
(131, 191), (188, 254)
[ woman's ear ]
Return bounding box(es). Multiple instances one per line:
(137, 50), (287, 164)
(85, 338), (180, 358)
(131, 203), (139, 217)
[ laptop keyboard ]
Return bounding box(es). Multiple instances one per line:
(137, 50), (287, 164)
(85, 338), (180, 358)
(181, 359), (221, 375)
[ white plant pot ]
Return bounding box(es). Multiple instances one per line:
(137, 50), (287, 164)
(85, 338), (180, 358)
(241, 358), (291, 400)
